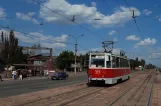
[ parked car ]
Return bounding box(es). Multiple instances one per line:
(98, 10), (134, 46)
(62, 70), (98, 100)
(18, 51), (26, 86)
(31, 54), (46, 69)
(51, 72), (68, 80)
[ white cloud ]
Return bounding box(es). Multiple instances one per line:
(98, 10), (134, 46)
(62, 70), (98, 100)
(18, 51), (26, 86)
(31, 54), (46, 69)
(16, 12), (40, 24)
(91, 47), (103, 52)
(39, 0), (140, 28)
(126, 35), (140, 41)
(5, 31), (68, 50)
(15, 31), (68, 55)
(113, 37), (118, 42)
(143, 9), (152, 15)
(150, 53), (161, 59)
(41, 42), (66, 49)
(0, 7), (6, 19)
(157, 15), (161, 22)
(159, 17), (161, 22)
(108, 30), (117, 36)
(91, 2), (96, 7)
(135, 38), (156, 47)
(0, 29), (69, 55)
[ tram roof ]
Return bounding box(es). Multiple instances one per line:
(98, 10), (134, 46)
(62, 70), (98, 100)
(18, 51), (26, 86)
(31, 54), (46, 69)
(90, 52), (128, 59)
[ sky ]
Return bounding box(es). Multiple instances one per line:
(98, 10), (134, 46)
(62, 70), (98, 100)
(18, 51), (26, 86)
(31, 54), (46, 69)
(0, 0), (161, 66)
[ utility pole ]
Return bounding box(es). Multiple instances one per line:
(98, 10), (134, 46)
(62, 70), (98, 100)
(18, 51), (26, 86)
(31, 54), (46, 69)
(69, 35), (84, 75)
(75, 40), (77, 75)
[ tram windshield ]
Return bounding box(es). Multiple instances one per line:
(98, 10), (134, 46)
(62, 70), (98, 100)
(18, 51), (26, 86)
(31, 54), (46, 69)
(91, 58), (104, 68)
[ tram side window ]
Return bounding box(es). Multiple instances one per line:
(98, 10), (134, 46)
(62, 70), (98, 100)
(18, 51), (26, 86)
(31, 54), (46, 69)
(120, 58), (129, 67)
(116, 57), (119, 68)
(125, 60), (129, 67)
(120, 58), (125, 68)
(112, 56), (116, 68)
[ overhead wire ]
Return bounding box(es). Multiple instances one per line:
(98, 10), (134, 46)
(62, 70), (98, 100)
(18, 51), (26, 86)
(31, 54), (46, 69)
(0, 24), (73, 45)
(24, 0), (104, 53)
(0, 24), (92, 55)
(124, 0), (143, 36)
(78, 44), (90, 51)
(124, 0), (159, 63)
(123, 0), (151, 60)
(31, 0), (104, 40)
(0, 16), (90, 54)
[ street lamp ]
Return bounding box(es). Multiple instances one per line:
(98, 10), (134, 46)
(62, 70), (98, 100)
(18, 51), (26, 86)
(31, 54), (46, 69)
(69, 34), (84, 75)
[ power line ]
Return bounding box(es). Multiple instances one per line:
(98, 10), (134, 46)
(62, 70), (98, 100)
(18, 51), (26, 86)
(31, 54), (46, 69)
(133, 18), (142, 35)
(124, 0), (153, 57)
(0, 24), (91, 54)
(78, 44), (90, 51)
(124, 0), (143, 36)
(31, 0), (104, 40)
(123, 0), (155, 62)
(0, 24), (73, 45)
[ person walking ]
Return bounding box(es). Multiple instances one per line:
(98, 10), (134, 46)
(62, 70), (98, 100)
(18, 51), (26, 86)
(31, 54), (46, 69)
(12, 70), (15, 80)
(12, 70), (17, 80)
(19, 71), (23, 80)
(46, 70), (49, 79)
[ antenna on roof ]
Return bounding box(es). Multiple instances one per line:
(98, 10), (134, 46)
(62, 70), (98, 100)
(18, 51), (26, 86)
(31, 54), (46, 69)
(102, 41), (114, 53)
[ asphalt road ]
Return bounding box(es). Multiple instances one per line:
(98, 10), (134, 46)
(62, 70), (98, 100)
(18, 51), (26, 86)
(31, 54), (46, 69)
(0, 75), (88, 98)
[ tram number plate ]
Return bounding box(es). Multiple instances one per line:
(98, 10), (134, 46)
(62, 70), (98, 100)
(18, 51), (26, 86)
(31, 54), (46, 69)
(95, 70), (100, 74)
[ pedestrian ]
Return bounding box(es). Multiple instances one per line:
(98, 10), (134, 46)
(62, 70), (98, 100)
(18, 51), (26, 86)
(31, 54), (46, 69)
(46, 70), (49, 79)
(19, 71), (23, 80)
(12, 70), (17, 80)
(12, 70), (15, 80)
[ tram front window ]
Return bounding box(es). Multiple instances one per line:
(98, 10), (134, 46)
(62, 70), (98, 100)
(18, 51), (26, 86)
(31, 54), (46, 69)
(91, 59), (104, 68)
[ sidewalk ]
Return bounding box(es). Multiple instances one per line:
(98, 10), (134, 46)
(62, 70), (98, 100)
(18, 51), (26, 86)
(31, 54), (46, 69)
(2, 76), (46, 81)
(1, 71), (87, 82)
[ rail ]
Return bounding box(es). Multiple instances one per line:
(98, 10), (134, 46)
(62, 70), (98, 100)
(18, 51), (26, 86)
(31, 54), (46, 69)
(108, 71), (153, 106)
(147, 73), (155, 106)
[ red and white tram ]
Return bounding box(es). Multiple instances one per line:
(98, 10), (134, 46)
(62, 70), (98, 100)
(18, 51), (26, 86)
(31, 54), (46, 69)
(88, 52), (131, 84)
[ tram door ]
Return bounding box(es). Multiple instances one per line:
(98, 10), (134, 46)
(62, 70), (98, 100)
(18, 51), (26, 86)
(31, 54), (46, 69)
(106, 55), (111, 68)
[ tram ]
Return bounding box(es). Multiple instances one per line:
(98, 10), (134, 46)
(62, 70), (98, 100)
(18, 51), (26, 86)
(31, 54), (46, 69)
(87, 41), (131, 84)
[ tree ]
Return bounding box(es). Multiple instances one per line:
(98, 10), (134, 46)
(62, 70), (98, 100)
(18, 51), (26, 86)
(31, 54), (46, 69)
(130, 58), (146, 70)
(140, 59), (145, 67)
(1, 31), (4, 43)
(80, 53), (89, 71)
(146, 63), (156, 69)
(55, 50), (74, 70)
(1, 30), (27, 65)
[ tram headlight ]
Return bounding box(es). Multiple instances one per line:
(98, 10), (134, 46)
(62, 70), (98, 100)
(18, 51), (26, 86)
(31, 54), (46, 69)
(102, 75), (104, 78)
(90, 75), (92, 78)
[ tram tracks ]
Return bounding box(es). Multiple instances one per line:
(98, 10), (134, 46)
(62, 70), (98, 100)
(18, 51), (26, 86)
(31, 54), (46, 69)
(57, 72), (149, 106)
(17, 76), (133, 106)
(107, 71), (154, 106)
(14, 83), (88, 106)
(0, 70), (154, 106)
(16, 70), (143, 106)
(23, 87), (106, 106)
